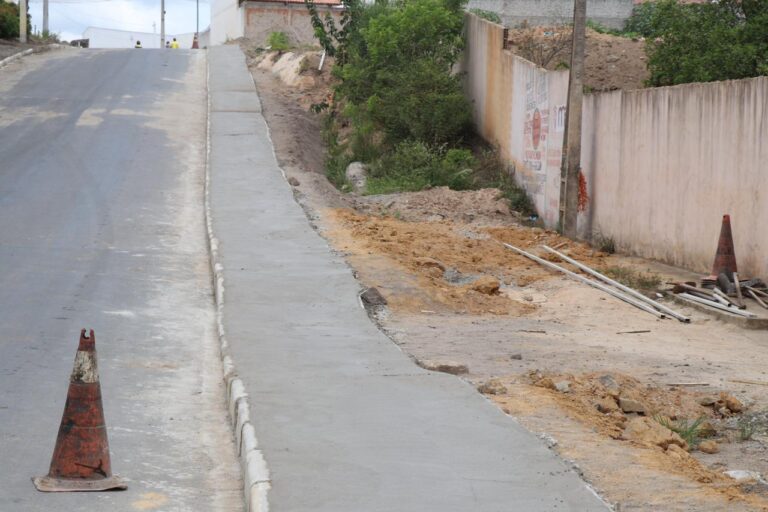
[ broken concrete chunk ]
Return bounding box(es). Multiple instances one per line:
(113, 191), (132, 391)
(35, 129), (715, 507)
(360, 287), (387, 306)
(418, 359), (468, 375)
(287, 176), (300, 187)
(598, 375), (621, 398)
(699, 396), (717, 406)
(622, 416), (688, 450)
(554, 381), (571, 393)
(698, 440), (720, 454)
(477, 378), (507, 395)
(619, 397), (646, 415)
(509, 353), (523, 360)
(470, 276), (501, 295)
(724, 470), (762, 483)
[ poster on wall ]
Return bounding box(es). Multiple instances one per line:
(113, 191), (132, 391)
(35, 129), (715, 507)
(522, 68), (549, 194)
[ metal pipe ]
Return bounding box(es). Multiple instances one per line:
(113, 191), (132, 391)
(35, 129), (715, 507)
(318, 50), (326, 71)
(710, 290), (732, 307)
(713, 287), (743, 308)
(543, 245), (690, 323)
(678, 293), (757, 318)
(500, 242), (667, 320)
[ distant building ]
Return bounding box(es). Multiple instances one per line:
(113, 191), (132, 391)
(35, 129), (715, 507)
(82, 27), (202, 49)
(210, 0), (342, 46)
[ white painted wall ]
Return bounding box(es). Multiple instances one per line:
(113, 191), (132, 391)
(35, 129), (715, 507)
(210, 0), (243, 45)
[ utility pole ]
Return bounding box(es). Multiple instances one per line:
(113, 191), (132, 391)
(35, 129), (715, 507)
(43, 0), (49, 35)
(19, 0), (28, 43)
(558, 0), (587, 238)
(160, 0), (165, 48)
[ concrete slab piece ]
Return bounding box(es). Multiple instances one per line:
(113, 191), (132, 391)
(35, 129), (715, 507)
(207, 45), (609, 512)
(211, 90), (262, 112)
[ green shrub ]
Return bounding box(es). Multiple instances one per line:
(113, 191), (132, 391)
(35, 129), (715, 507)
(366, 141), (475, 194)
(645, 0), (768, 86)
(0, 1), (20, 40)
(267, 31), (291, 52)
(469, 8), (502, 24)
(334, 0), (472, 146)
(655, 416), (707, 448)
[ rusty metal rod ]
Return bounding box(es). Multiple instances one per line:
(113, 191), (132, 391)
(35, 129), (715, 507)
(543, 245), (690, 323)
(669, 282), (715, 297)
(678, 293), (757, 318)
(499, 242), (667, 320)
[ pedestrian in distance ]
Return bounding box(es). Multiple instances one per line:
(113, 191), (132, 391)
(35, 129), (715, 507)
(165, 40), (170, 48)
(134, 40), (142, 48)
(170, 38), (179, 49)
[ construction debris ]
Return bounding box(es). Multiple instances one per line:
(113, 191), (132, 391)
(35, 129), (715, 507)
(501, 242), (668, 319)
(542, 245), (689, 323)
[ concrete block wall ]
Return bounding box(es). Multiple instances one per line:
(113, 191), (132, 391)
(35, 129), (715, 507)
(468, 0), (635, 29)
(243, 2), (341, 47)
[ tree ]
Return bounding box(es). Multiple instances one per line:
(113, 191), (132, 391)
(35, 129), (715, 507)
(0, 0), (20, 40)
(646, 0), (768, 86)
(336, 0), (471, 144)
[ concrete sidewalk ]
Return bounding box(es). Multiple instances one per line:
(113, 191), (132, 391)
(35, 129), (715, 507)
(207, 45), (608, 512)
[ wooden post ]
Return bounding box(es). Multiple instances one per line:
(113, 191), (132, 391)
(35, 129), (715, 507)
(559, 0), (587, 237)
(19, 0), (28, 43)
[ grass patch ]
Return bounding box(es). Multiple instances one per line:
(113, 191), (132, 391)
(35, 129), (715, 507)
(592, 232), (616, 254)
(602, 266), (662, 291)
(655, 415), (707, 447)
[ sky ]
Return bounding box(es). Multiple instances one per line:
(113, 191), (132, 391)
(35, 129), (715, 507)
(23, 0), (211, 42)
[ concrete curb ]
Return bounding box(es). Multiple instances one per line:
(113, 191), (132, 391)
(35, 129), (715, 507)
(0, 49), (34, 69)
(0, 44), (69, 69)
(204, 52), (271, 512)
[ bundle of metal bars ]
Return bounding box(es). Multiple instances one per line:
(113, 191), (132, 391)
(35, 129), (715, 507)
(671, 275), (768, 318)
(499, 242), (690, 323)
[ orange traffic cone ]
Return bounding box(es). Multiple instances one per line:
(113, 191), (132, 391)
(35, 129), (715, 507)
(709, 214), (738, 279)
(33, 329), (126, 492)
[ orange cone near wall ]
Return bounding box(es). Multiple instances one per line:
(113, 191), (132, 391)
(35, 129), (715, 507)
(33, 329), (127, 492)
(710, 214), (738, 279)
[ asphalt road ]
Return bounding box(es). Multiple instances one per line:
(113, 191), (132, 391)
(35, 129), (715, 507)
(0, 49), (241, 511)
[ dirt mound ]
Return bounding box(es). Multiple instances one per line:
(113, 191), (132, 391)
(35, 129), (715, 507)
(525, 371), (718, 439)
(506, 27), (649, 91)
(481, 371), (768, 508)
(240, 43), (336, 110)
(325, 208), (609, 314)
(351, 187), (515, 225)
